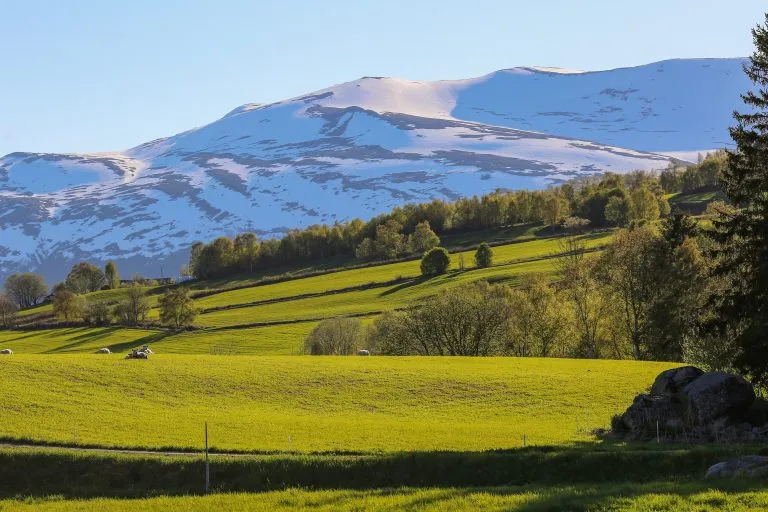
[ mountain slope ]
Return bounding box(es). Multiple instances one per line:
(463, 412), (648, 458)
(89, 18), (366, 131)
(0, 58), (750, 283)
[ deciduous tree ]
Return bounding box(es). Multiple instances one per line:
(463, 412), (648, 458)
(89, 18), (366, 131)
(4, 273), (47, 308)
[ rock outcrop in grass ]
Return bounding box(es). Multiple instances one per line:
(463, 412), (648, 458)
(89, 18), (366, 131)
(611, 366), (768, 442)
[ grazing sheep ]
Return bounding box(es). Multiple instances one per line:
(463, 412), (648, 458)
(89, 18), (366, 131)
(357, 349), (370, 356)
(141, 345), (154, 354)
(96, 348), (112, 354)
(125, 349), (149, 359)
(0, 349), (12, 355)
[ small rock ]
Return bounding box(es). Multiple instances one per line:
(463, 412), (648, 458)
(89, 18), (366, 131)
(705, 455), (768, 479)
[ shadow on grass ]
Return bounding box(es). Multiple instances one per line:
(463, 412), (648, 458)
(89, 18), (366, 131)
(42, 327), (167, 354)
(103, 331), (175, 353)
(378, 276), (429, 297)
(2, 441), (767, 500)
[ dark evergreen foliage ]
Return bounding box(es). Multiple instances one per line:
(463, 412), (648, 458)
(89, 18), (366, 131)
(709, 15), (768, 384)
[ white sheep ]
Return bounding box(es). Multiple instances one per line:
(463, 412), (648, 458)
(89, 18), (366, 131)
(96, 348), (112, 354)
(0, 348), (12, 355)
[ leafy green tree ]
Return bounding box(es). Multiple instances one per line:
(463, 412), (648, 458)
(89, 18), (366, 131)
(506, 274), (567, 357)
(105, 261), (120, 289)
(0, 294), (18, 327)
(630, 185), (661, 223)
(234, 232), (260, 272)
(474, 243), (493, 268)
(4, 273), (47, 308)
(373, 220), (408, 260)
(708, 15), (768, 384)
(543, 191), (570, 228)
(409, 221), (440, 254)
(598, 228), (665, 360)
(604, 196), (631, 226)
(355, 238), (375, 260)
(53, 290), (86, 321)
(420, 247), (451, 276)
(65, 262), (106, 294)
(557, 237), (608, 359)
(158, 288), (199, 329)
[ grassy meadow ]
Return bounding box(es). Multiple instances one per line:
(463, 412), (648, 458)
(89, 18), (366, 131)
(0, 355), (675, 452)
(2, 231), (611, 355)
(1, 225), (740, 509)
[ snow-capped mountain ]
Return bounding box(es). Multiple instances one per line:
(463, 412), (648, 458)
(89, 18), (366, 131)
(0, 58), (750, 283)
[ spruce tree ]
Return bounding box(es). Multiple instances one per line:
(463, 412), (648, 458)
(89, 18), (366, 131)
(711, 14), (768, 383)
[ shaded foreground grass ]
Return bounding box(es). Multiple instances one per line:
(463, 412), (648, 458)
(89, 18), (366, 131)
(4, 482), (768, 511)
(0, 355), (675, 452)
(0, 443), (766, 500)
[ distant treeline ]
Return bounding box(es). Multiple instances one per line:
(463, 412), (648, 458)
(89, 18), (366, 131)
(187, 154), (726, 281)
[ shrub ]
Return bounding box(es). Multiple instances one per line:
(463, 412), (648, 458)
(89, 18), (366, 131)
(304, 318), (362, 355)
(420, 247), (450, 276)
(474, 243), (493, 268)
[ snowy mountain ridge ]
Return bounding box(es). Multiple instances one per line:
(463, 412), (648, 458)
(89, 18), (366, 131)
(0, 58), (751, 283)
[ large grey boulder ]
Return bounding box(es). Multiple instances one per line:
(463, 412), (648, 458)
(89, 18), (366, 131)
(610, 366), (763, 443)
(619, 394), (685, 434)
(705, 455), (768, 479)
(651, 366), (703, 396)
(684, 371), (755, 424)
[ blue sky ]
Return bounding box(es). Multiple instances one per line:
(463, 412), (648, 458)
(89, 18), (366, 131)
(1, 0), (765, 157)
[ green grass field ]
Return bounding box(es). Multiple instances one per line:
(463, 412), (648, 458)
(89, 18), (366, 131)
(195, 257), (572, 328)
(193, 231), (610, 311)
(0, 355), (674, 452)
(4, 483), (768, 511)
(0, 328), (162, 354)
(0, 325), (317, 355)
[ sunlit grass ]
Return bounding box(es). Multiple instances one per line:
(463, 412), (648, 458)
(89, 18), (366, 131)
(0, 355), (675, 452)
